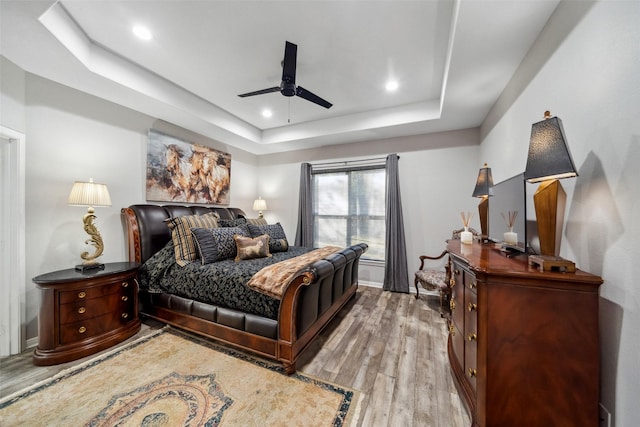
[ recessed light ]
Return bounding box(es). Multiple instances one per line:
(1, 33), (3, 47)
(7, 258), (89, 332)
(262, 109), (273, 118)
(132, 25), (153, 41)
(385, 80), (399, 92)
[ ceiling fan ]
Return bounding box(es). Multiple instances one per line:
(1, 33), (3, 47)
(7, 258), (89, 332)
(238, 41), (333, 109)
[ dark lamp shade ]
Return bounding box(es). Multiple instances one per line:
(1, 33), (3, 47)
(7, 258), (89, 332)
(472, 164), (494, 198)
(524, 116), (578, 183)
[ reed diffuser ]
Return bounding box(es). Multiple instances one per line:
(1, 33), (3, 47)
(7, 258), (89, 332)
(460, 211), (474, 244)
(501, 211), (518, 245)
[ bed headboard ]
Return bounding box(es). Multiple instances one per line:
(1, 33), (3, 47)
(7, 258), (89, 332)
(121, 204), (246, 264)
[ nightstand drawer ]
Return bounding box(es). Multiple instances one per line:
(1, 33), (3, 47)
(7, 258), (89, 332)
(60, 309), (136, 345)
(59, 279), (136, 304)
(60, 292), (135, 324)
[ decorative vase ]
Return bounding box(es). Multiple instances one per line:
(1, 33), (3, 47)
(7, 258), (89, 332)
(504, 227), (518, 245)
(461, 227), (473, 245)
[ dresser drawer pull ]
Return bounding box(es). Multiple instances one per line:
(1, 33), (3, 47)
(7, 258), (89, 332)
(454, 269), (460, 275)
(448, 324), (456, 336)
(78, 326), (86, 334)
(121, 296), (128, 302)
(468, 333), (477, 342)
(468, 303), (477, 312)
(121, 282), (129, 288)
(468, 368), (477, 378)
(469, 281), (477, 290)
(449, 278), (456, 287)
(78, 307), (86, 314)
(121, 313), (129, 319)
(78, 291), (86, 299)
(450, 299), (456, 311)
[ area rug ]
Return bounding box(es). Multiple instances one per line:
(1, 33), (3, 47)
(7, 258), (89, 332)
(0, 328), (359, 426)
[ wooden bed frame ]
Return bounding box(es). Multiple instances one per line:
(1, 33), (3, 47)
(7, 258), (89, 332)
(121, 204), (367, 373)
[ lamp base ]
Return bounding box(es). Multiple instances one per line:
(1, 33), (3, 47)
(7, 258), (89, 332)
(75, 262), (105, 272)
(533, 179), (566, 257)
(478, 196), (489, 242)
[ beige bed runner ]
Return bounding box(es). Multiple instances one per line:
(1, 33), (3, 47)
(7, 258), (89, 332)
(247, 246), (342, 299)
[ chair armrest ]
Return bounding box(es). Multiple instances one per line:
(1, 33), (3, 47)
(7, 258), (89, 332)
(417, 250), (448, 270)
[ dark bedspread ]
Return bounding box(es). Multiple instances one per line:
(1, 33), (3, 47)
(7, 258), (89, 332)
(138, 242), (311, 319)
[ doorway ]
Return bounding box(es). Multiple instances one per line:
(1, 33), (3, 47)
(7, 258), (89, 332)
(0, 126), (26, 356)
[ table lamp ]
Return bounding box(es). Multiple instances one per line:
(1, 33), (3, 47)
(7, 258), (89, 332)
(253, 197), (268, 218)
(68, 178), (112, 271)
(524, 111), (577, 257)
(472, 163), (493, 241)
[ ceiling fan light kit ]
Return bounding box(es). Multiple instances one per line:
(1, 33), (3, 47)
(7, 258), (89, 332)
(238, 41), (333, 109)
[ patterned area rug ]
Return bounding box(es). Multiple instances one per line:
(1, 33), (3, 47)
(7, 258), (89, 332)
(0, 328), (359, 426)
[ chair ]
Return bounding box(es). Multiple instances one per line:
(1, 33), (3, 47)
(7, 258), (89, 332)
(414, 227), (480, 314)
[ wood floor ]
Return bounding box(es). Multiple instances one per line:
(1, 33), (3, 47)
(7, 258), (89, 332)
(0, 286), (469, 427)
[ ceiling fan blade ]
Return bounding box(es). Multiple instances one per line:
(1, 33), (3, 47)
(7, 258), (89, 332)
(282, 41), (297, 84)
(238, 87), (281, 97)
(296, 86), (333, 109)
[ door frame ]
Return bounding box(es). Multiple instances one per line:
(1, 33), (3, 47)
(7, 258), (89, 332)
(0, 125), (26, 356)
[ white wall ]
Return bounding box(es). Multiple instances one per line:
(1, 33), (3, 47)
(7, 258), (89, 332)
(257, 128), (481, 287)
(0, 56), (26, 133)
(479, 1), (640, 425)
(21, 75), (259, 339)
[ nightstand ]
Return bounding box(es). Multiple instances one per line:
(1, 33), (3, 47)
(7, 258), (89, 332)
(32, 262), (141, 366)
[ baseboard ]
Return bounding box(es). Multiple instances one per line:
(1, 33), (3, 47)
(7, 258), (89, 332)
(26, 336), (38, 350)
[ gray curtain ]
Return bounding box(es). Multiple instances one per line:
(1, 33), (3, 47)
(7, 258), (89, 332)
(294, 162), (313, 247)
(383, 153), (409, 292)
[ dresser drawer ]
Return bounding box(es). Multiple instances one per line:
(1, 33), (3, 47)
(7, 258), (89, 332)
(60, 309), (136, 345)
(60, 291), (135, 324)
(59, 279), (136, 304)
(450, 322), (464, 364)
(451, 263), (465, 331)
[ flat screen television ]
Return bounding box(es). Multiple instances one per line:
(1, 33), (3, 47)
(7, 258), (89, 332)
(488, 173), (527, 252)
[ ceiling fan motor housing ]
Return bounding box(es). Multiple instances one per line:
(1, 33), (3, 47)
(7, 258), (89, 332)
(280, 80), (296, 97)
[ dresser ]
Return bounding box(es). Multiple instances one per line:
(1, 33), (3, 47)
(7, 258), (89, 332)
(33, 262), (141, 365)
(446, 240), (602, 427)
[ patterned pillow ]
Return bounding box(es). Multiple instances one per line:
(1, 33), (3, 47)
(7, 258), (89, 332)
(244, 217), (267, 226)
(234, 234), (271, 261)
(191, 227), (249, 264)
(218, 217), (247, 227)
(165, 212), (219, 266)
(247, 223), (289, 253)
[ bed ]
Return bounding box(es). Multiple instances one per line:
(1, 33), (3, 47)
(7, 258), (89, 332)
(121, 204), (367, 373)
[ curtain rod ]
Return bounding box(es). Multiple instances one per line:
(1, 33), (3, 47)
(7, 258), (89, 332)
(311, 155), (399, 168)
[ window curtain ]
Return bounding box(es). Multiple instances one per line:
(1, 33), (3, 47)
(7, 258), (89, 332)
(294, 162), (313, 247)
(383, 153), (409, 292)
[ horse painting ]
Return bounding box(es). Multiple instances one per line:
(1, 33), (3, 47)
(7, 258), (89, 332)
(146, 130), (231, 204)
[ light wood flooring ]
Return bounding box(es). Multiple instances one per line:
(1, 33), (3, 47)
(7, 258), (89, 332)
(0, 286), (469, 426)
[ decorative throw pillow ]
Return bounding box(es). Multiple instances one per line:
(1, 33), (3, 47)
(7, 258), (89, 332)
(165, 212), (219, 266)
(218, 217), (247, 228)
(191, 227), (249, 264)
(234, 234), (271, 261)
(244, 217), (268, 226)
(247, 223), (289, 253)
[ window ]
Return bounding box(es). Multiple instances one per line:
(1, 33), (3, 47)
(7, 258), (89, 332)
(312, 166), (385, 260)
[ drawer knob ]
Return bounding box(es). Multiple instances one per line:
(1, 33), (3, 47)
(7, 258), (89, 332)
(468, 368), (477, 377)
(78, 291), (86, 299)
(121, 282), (129, 288)
(469, 281), (477, 290)
(78, 326), (86, 334)
(454, 269), (460, 275)
(121, 313), (129, 319)
(450, 299), (456, 311)
(449, 278), (455, 287)
(468, 333), (477, 342)
(468, 303), (477, 312)
(78, 307), (86, 314)
(448, 324), (456, 336)
(121, 296), (128, 302)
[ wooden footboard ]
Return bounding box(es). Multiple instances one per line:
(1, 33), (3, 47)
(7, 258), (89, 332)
(121, 204), (367, 373)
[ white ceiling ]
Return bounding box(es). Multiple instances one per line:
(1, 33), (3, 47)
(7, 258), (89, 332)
(0, 0), (560, 155)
